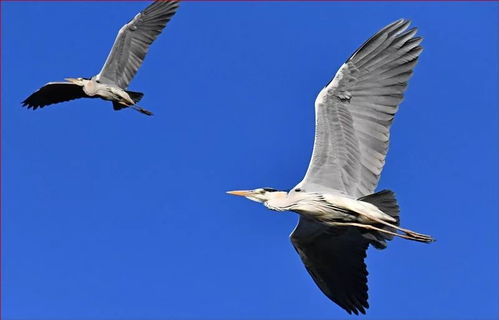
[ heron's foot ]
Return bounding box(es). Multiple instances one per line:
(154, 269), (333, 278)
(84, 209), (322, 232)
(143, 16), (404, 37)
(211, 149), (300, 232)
(138, 108), (153, 116)
(403, 230), (435, 243)
(131, 105), (153, 116)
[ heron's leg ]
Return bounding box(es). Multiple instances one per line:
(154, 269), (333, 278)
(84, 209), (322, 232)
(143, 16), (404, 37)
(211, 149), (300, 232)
(355, 213), (434, 241)
(370, 218), (432, 241)
(332, 222), (433, 243)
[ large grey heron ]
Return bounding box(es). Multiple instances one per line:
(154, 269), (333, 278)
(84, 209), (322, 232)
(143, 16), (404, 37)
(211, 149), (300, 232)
(22, 0), (179, 116)
(228, 19), (434, 315)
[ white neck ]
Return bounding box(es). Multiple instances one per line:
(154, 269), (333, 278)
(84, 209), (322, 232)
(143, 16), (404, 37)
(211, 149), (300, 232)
(264, 192), (331, 214)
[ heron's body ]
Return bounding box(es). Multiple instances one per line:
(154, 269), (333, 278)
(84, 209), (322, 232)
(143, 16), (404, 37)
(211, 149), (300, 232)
(22, 1), (179, 116)
(79, 77), (135, 106)
(264, 190), (395, 224)
(228, 19), (434, 315)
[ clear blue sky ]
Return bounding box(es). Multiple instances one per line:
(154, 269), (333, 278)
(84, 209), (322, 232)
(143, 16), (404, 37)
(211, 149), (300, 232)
(2, 1), (498, 319)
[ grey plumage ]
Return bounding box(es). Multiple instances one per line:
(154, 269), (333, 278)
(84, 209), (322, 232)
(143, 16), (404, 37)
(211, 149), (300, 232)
(228, 19), (433, 316)
(97, 1), (179, 89)
(301, 19), (422, 197)
(22, 1), (179, 115)
(291, 19), (423, 315)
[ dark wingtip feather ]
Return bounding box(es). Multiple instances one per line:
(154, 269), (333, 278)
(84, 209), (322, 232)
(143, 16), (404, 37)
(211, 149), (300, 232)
(21, 98), (35, 109)
(346, 18), (411, 63)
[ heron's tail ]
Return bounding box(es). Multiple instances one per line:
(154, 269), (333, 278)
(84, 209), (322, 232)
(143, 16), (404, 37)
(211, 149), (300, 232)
(358, 190), (400, 249)
(126, 90), (144, 104)
(358, 190), (435, 248)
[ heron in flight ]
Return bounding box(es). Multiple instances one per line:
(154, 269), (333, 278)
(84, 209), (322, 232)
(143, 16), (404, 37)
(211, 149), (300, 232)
(228, 19), (434, 315)
(22, 0), (179, 116)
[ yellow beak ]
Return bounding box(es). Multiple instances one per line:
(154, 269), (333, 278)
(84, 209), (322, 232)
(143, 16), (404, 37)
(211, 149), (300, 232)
(226, 190), (252, 197)
(65, 78), (78, 83)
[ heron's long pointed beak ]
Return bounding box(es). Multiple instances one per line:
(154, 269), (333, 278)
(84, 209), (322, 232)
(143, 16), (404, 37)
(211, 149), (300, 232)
(226, 190), (252, 197)
(65, 78), (77, 83)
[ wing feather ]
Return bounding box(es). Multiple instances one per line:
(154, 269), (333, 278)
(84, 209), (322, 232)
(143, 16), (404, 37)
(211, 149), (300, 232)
(22, 82), (89, 109)
(96, 0), (179, 88)
(290, 217), (370, 315)
(300, 19), (423, 197)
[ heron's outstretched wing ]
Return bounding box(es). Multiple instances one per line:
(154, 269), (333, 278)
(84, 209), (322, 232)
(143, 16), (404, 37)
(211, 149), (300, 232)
(96, 0), (179, 89)
(300, 19), (423, 197)
(290, 217), (369, 315)
(22, 82), (89, 109)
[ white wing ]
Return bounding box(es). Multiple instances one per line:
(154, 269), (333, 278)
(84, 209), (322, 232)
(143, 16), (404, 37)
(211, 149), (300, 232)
(96, 0), (179, 89)
(300, 19), (423, 198)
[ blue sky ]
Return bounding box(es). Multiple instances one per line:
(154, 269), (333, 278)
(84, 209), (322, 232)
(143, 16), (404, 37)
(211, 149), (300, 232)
(2, 1), (498, 319)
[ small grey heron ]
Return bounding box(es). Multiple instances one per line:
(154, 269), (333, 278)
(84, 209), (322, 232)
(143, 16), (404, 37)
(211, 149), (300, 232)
(228, 19), (434, 315)
(22, 0), (179, 116)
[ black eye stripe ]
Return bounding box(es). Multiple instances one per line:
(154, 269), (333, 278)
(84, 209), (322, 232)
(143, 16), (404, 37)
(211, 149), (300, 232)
(263, 188), (278, 192)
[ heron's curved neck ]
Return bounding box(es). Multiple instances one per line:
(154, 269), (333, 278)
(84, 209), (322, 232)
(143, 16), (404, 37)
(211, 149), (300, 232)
(265, 192), (330, 213)
(82, 79), (97, 95)
(263, 192), (293, 212)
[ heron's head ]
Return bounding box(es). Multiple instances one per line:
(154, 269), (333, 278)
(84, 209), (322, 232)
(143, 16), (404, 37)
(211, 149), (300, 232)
(227, 187), (287, 203)
(65, 77), (89, 86)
